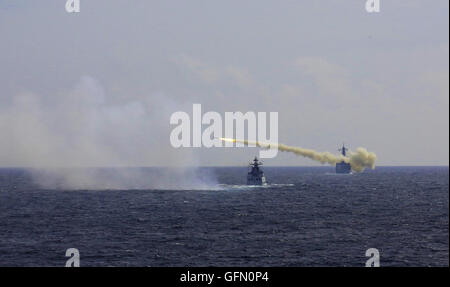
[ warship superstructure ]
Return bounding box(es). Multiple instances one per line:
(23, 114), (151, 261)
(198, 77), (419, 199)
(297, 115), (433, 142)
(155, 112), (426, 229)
(336, 144), (352, 174)
(247, 157), (267, 185)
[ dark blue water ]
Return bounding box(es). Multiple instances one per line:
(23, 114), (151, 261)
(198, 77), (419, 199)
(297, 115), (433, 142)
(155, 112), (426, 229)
(0, 166), (448, 266)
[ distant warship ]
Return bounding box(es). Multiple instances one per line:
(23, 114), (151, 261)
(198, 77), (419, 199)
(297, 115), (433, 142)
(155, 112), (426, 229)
(247, 157), (267, 185)
(336, 144), (352, 174)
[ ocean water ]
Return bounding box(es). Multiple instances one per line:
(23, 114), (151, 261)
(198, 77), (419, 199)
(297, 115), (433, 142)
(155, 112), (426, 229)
(0, 166), (448, 266)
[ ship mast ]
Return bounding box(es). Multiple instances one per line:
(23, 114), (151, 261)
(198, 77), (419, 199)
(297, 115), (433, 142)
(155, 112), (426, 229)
(338, 143), (348, 157)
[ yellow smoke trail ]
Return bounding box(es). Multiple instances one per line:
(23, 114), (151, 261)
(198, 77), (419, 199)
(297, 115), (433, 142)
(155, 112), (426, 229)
(219, 137), (376, 172)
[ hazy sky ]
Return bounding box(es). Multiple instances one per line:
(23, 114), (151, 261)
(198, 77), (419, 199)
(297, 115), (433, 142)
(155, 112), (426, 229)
(0, 0), (448, 167)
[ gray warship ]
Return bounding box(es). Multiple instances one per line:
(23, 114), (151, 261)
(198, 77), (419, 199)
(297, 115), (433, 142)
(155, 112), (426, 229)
(247, 157), (267, 185)
(336, 144), (352, 174)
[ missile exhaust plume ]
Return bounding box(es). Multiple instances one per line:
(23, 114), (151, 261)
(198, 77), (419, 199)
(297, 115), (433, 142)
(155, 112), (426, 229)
(219, 138), (376, 172)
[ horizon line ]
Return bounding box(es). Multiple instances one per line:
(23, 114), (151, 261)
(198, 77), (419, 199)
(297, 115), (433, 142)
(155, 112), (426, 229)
(0, 165), (448, 169)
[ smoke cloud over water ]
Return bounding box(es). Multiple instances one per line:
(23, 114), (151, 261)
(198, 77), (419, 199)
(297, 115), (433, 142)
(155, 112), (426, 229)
(220, 138), (377, 172)
(0, 76), (218, 190)
(30, 167), (218, 190)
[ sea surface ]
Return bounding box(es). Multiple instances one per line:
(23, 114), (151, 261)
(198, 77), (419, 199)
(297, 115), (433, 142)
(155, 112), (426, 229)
(0, 166), (448, 266)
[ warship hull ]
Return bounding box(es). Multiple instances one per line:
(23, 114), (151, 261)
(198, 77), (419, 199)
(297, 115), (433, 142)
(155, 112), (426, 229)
(336, 161), (351, 174)
(247, 174), (267, 185)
